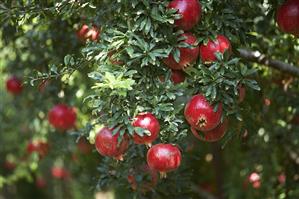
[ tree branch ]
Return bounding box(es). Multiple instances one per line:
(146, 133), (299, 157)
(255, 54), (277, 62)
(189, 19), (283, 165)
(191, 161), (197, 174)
(191, 184), (219, 199)
(237, 49), (299, 77)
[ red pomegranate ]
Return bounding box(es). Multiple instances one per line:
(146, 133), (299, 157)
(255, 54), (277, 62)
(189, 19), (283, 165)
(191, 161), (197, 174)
(6, 76), (23, 95)
(77, 24), (100, 42)
(276, 0), (299, 36)
(191, 119), (228, 142)
(132, 113), (160, 146)
(27, 140), (49, 159)
(48, 104), (77, 130)
(184, 94), (222, 132)
(36, 176), (47, 188)
(51, 166), (70, 180)
(248, 172), (261, 189)
(95, 127), (129, 160)
(127, 165), (158, 192)
(163, 33), (199, 70)
(147, 143), (181, 178)
(200, 35), (231, 63)
(168, 0), (202, 31)
(77, 137), (93, 154)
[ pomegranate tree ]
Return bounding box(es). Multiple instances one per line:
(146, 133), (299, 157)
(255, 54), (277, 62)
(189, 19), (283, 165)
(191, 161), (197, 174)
(95, 127), (129, 160)
(163, 33), (199, 70)
(147, 144), (181, 178)
(184, 94), (222, 132)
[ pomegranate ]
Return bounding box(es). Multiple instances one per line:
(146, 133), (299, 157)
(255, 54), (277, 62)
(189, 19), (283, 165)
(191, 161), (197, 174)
(184, 94), (222, 132)
(278, 173), (286, 185)
(132, 113), (160, 146)
(6, 76), (23, 95)
(276, 0), (299, 36)
(95, 127), (129, 160)
(77, 24), (100, 42)
(163, 33), (199, 70)
(51, 166), (70, 180)
(27, 140), (49, 159)
(200, 35), (231, 63)
(48, 104), (77, 130)
(77, 137), (93, 154)
(147, 143), (181, 178)
(248, 172), (261, 189)
(168, 0), (202, 31)
(127, 165), (158, 192)
(191, 119), (228, 142)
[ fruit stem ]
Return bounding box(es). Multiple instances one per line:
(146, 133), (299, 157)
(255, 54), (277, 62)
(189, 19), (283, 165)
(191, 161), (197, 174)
(159, 172), (167, 179)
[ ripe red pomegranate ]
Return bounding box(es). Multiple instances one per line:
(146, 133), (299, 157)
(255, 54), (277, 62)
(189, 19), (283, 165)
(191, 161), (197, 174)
(163, 33), (199, 70)
(95, 127), (129, 160)
(51, 166), (70, 180)
(27, 140), (49, 159)
(77, 137), (93, 154)
(147, 143), (181, 178)
(77, 24), (100, 42)
(127, 165), (158, 192)
(48, 104), (77, 130)
(276, 0), (299, 36)
(132, 113), (160, 146)
(6, 76), (23, 95)
(200, 35), (231, 63)
(168, 0), (202, 31)
(191, 119), (228, 142)
(184, 94), (222, 132)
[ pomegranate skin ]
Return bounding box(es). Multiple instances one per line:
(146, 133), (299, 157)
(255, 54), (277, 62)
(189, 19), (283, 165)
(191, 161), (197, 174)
(27, 140), (49, 158)
(191, 119), (228, 142)
(184, 94), (222, 132)
(163, 33), (199, 70)
(171, 70), (186, 84)
(48, 104), (77, 130)
(168, 0), (202, 31)
(276, 0), (299, 36)
(51, 166), (70, 180)
(133, 113), (160, 145)
(36, 176), (47, 188)
(77, 24), (100, 42)
(6, 76), (23, 95)
(95, 127), (129, 160)
(147, 144), (181, 173)
(200, 35), (231, 63)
